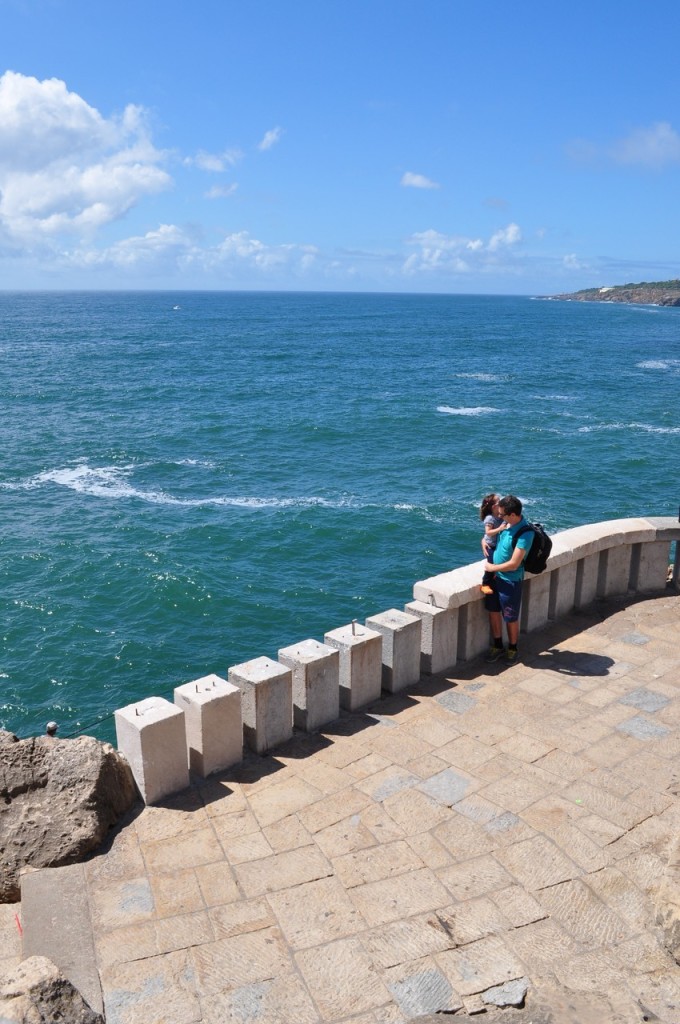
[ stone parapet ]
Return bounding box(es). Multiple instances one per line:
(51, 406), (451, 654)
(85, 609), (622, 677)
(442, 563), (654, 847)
(414, 517), (679, 616)
(111, 516), (680, 802)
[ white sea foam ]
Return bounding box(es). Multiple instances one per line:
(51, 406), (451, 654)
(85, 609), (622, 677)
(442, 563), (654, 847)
(453, 373), (503, 382)
(2, 463), (353, 509)
(209, 495), (338, 509)
(636, 359), (680, 370)
(30, 464), (168, 501)
(578, 422), (680, 435)
(437, 405), (499, 416)
(532, 394), (576, 401)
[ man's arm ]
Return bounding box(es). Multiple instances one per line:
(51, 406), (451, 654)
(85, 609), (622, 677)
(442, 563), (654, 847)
(484, 540), (529, 574)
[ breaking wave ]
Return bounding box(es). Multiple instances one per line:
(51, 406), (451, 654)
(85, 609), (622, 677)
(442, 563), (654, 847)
(452, 372), (504, 382)
(1, 464), (343, 508)
(636, 359), (680, 371)
(577, 422), (680, 435)
(437, 405), (499, 416)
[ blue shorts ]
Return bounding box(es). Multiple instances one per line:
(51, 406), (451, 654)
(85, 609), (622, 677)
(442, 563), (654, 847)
(483, 576), (523, 623)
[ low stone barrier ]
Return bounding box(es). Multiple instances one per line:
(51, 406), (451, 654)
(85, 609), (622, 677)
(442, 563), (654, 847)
(114, 516), (680, 803)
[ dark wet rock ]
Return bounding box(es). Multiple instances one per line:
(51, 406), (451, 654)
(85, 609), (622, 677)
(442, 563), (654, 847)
(0, 730), (137, 903)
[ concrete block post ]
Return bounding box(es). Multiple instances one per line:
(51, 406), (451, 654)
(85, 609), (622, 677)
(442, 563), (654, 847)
(228, 657), (293, 755)
(575, 553), (600, 609)
(115, 696), (189, 805)
(521, 573), (552, 633)
(278, 639), (340, 731)
(457, 597), (490, 662)
(324, 622), (383, 711)
(365, 608), (422, 692)
(599, 545), (633, 597)
(635, 540), (672, 591)
(174, 674), (242, 777)
(405, 599), (458, 675)
(549, 562), (578, 620)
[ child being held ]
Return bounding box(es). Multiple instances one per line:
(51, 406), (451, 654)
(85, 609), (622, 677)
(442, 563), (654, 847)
(479, 492), (507, 595)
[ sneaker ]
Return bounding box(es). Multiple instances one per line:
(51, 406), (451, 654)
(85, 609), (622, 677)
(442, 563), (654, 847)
(485, 644), (505, 663)
(505, 648), (519, 665)
(480, 584), (494, 595)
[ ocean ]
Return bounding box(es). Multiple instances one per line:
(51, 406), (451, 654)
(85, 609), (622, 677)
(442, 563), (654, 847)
(1, 291), (678, 745)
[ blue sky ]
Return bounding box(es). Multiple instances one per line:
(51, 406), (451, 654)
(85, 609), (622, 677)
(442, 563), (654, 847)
(2, 0), (680, 293)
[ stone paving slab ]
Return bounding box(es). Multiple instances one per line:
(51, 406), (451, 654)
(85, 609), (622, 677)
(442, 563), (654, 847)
(11, 591), (680, 1023)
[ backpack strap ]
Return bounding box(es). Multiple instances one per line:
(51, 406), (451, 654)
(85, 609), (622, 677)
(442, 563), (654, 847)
(511, 524), (534, 549)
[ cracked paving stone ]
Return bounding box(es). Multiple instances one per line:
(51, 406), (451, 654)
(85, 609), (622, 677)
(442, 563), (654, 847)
(435, 934), (526, 997)
(482, 976), (529, 1007)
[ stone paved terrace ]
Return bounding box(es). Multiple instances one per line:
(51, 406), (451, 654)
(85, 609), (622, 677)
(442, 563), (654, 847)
(4, 591), (680, 1023)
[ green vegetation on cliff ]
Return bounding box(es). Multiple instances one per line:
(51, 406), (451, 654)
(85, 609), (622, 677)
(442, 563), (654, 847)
(553, 279), (680, 306)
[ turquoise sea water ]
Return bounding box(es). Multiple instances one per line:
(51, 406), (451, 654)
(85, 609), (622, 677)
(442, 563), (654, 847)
(1, 291), (679, 744)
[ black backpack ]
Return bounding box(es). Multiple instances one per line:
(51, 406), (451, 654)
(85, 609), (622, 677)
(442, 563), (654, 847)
(512, 522), (552, 574)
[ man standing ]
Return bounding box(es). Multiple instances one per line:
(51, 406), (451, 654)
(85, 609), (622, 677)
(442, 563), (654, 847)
(483, 494), (533, 664)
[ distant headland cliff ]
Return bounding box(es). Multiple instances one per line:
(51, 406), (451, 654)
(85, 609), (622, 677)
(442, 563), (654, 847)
(551, 278), (680, 306)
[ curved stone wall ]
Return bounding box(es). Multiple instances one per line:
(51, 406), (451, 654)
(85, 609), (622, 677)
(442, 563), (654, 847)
(411, 516), (680, 670)
(115, 516), (680, 804)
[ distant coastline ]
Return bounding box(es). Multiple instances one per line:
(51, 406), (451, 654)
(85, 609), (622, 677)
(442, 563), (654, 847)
(550, 278), (680, 306)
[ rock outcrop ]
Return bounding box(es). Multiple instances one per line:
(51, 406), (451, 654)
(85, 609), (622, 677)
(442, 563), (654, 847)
(0, 730), (138, 903)
(0, 955), (104, 1023)
(551, 278), (680, 306)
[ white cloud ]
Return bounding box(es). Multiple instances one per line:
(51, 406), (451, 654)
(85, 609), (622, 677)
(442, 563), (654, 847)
(67, 226), (319, 280)
(205, 183), (239, 199)
(611, 121), (680, 168)
(187, 148), (242, 172)
(403, 223), (521, 276)
(258, 126), (283, 151)
(75, 224), (195, 268)
(401, 171), (440, 189)
(569, 121), (680, 169)
(213, 231), (317, 270)
(488, 223), (521, 251)
(0, 70), (118, 169)
(563, 253), (588, 270)
(0, 71), (170, 244)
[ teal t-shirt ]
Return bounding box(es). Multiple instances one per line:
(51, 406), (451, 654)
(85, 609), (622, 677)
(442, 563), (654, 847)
(492, 518), (533, 581)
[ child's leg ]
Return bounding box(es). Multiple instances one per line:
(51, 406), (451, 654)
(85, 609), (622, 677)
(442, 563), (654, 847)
(480, 569), (495, 594)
